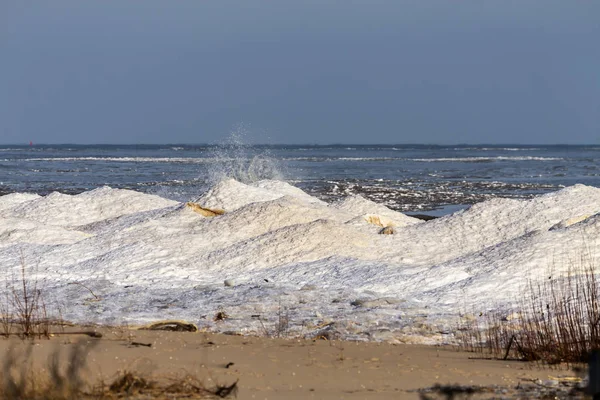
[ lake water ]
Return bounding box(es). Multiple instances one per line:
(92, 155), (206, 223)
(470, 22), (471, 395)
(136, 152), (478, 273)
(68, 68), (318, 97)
(2, 144), (599, 213)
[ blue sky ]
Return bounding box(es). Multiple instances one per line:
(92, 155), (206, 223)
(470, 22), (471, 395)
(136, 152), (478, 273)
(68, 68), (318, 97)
(1, 1), (598, 144)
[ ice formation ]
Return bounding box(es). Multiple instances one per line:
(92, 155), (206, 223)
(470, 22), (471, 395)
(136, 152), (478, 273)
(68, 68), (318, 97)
(1, 180), (599, 343)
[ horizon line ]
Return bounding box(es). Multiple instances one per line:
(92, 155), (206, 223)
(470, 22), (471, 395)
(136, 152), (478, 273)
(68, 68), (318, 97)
(1, 143), (599, 147)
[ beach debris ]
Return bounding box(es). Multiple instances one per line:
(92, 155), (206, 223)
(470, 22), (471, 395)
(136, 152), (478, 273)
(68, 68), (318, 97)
(107, 370), (238, 398)
(69, 331), (103, 338)
(550, 214), (593, 230)
(214, 379), (239, 398)
(351, 297), (402, 308)
(309, 323), (342, 341)
(214, 311), (228, 321)
(36, 331), (103, 338)
(109, 372), (154, 394)
(138, 320), (198, 332)
(418, 384), (487, 399)
(379, 225), (396, 235)
(224, 279), (236, 287)
(414, 378), (585, 399)
(222, 331), (242, 336)
(185, 202), (225, 217)
(129, 341), (152, 348)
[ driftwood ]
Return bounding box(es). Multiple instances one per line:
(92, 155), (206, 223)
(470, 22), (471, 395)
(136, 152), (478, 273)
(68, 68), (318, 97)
(185, 203), (225, 217)
(138, 320), (198, 332)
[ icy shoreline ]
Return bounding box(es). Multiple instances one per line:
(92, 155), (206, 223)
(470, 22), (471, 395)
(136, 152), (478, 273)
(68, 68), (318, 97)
(1, 179), (599, 343)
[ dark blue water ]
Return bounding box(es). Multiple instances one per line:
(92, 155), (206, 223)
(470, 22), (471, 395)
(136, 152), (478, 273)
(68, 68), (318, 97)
(1, 144), (599, 212)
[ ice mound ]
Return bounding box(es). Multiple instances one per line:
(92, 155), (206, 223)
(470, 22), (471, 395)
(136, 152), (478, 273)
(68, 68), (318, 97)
(0, 187), (179, 226)
(379, 184), (600, 266)
(0, 192), (41, 211)
(410, 212), (600, 309)
(252, 180), (327, 206)
(196, 178), (324, 211)
(1, 180), (600, 343)
(332, 195), (422, 228)
(200, 196), (354, 244)
(0, 218), (90, 246)
(201, 218), (376, 272)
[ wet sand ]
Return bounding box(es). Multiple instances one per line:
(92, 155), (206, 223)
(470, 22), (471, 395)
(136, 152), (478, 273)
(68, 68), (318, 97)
(0, 326), (581, 399)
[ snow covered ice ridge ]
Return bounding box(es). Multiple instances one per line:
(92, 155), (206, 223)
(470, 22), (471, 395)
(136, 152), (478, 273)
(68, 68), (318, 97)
(1, 179), (600, 344)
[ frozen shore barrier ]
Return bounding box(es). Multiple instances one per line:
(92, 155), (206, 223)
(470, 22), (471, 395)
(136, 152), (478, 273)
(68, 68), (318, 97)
(1, 179), (599, 343)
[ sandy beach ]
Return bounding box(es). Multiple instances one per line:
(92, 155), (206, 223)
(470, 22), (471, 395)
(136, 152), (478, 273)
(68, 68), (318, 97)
(0, 326), (584, 399)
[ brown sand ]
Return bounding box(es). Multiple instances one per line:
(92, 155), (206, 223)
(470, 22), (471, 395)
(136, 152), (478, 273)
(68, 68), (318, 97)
(0, 327), (580, 399)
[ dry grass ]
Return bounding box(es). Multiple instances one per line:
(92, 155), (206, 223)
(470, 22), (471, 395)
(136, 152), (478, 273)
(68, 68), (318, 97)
(0, 287), (14, 338)
(1, 339), (95, 399)
(1, 254), (52, 339)
(462, 256), (600, 365)
(257, 303), (290, 338)
(104, 371), (238, 398)
(0, 339), (238, 399)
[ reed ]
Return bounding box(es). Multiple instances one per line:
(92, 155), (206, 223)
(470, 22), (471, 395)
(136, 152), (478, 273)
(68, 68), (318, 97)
(1, 254), (51, 339)
(465, 256), (600, 365)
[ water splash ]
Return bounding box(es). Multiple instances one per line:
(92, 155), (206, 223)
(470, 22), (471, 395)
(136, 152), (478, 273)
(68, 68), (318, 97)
(206, 125), (284, 184)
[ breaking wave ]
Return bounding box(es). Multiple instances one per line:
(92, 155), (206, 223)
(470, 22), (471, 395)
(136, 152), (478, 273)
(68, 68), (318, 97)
(283, 156), (563, 162)
(410, 156), (563, 162)
(23, 157), (213, 163)
(205, 128), (284, 185)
